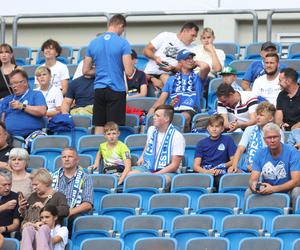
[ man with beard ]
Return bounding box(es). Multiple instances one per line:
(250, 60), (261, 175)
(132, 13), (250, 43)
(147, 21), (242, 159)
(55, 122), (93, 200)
(252, 53), (282, 106)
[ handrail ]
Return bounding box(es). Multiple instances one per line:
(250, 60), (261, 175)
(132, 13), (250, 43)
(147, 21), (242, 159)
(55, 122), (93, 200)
(12, 12), (111, 46)
(267, 9), (300, 41)
(0, 16), (5, 44)
(124, 10), (258, 42)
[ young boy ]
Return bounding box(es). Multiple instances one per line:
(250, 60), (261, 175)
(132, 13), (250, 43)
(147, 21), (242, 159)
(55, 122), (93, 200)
(228, 102), (284, 173)
(193, 114), (237, 187)
(90, 122), (131, 185)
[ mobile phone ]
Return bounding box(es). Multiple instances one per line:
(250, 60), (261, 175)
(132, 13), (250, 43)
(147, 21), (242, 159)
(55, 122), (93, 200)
(18, 192), (24, 200)
(157, 61), (169, 67)
(255, 182), (265, 192)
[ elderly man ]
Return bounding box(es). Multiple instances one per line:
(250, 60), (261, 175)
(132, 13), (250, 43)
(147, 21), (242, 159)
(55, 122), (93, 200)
(129, 104), (185, 187)
(52, 147), (93, 235)
(0, 168), (20, 237)
(216, 83), (258, 132)
(248, 123), (300, 205)
(1, 69), (47, 138)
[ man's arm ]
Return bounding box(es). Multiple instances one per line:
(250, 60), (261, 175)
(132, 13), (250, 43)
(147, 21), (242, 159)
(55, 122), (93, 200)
(69, 202), (92, 217)
(241, 80), (251, 91)
(233, 112), (257, 131)
(61, 97), (74, 114)
(228, 145), (246, 173)
(123, 54), (134, 77)
(248, 170), (261, 192)
(143, 43), (159, 63)
(155, 155), (183, 174)
(148, 92), (169, 115)
(127, 84), (147, 99)
(83, 56), (96, 77)
(0, 218), (20, 234)
(60, 79), (68, 96)
(23, 105), (47, 117)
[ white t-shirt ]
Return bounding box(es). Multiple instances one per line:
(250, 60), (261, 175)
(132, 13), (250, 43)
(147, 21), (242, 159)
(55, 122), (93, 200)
(51, 225), (68, 250)
(252, 73), (281, 106)
(73, 60), (84, 80)
(144, 32), (195, 75)
(36, 85), (63, 112)
(35, 61), (70, 89)
(191, 44), (225, 76)
(147, 125), (185, 156)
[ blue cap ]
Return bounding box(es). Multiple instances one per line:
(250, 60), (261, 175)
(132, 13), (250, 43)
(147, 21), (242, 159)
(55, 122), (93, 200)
(176, 49), (195, 61)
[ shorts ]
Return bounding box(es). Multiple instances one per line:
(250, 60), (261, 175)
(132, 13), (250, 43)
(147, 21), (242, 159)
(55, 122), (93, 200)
(93, 87), (126, 126)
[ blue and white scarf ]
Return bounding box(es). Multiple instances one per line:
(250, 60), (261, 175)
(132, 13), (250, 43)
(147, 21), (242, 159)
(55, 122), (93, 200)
(52, 167), (85, 208)
(170, 72), (198, 112)
(203, 163), (227, 175)
(143, 124), (176, 171)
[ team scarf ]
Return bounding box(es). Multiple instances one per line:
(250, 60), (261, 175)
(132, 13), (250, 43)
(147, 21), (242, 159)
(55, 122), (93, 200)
(52, 167), (85, 208)
(169, 71), (199, 111)
(143, 124), (176, 171)
(202, 163), (227, 175)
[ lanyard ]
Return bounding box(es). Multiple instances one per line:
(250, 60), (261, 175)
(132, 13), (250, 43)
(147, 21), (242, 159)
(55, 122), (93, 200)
(13, 89), (29, 102)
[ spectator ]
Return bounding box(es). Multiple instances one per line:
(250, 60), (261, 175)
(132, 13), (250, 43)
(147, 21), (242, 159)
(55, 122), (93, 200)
(287, 128), (300, 150)
(252, 53), (281, 106)
(127, 49), (147, 98)
(35, 39), (69, 95)
(219, 66), (243, 91)
(275, 67), (300, 131)
(0, 168), (20, 238)
(216, 83), (258, 131)
(247, 122), (300, 206)
(143, 22), (199, 90)
(193, 114), (236, 188)
(9, 148), (32, 199)
(129, 105), (185, 188)
(0, 43), (20, 99)
(148, 49), (204, 132)
(229, 102), (284, 173)
(61, 75), (94, 115)
(0, 122), (13, 170)
(241, 42), (284, 90)
(21, 205), (68, 250)
(52, 147), (93, 235)
(1, 69), (47, 138)
(89, 122), (131, 185)
(83, 14), (134, 134)
(35, 66), (63, 118)
(191, 27), (225, 78)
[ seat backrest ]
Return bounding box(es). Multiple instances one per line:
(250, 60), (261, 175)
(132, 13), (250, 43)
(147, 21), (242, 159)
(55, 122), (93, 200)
(131, 44), (146, 55)
(101, 193), (141, 209)
(280, 59), (300, 72)
(171, 173), (213, 190)
(198, 193), (239, 209)
(222, 214), (264, 231)
(73, 215), (115, 233)
(77, 135), (106, 149)
(123, 174), (165, 189)
(219, 173), (250, 191)
(122, 215), (164, 232)
(126, 97), (157, 112)
(183, 132), (209, 146)
(293, 239), (300, 250)
(91, 174), (118, 189)
(36, 45), (73, 64)
(31, 135), (71, 152)
(245, 193), (290, 210)
(272, 215), (300, 231)
(81, 238), (123, 250)
(214, 42), (239, 56)
(229, 60), (257, 73)
(146, 113), (185, 132)
(149, 193), (190, 209)
(186, 237), (229, 250)
(22, 64), (39, 78)
(288, 43), (300, 58)
(171, 214), (214, 231)
(72, 115), (92, 128)
(224, 132), (242, 145)
(29, 155), (47, 171)
(244, 42), (282, 59)
(134, 237), (176, 250)
(125, 114), (140, 130)
(13, 46), (32, 64)
(124, 134), (147, 148)
(67, 64), (78, 78)
(239, 237), (282, 250)
(2, 238), (19, 250)
(54, 154), (93, 170)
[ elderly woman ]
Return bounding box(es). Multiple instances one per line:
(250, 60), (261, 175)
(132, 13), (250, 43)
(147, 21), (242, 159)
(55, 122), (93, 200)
(9, 148), (32, 200)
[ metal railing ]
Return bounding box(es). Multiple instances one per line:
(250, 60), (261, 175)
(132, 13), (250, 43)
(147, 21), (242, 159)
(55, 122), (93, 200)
(267, 9), (300, 41)
(12, 12), (110, 46)
(0, 16), (5, 44)
(124, 10), (258, 42)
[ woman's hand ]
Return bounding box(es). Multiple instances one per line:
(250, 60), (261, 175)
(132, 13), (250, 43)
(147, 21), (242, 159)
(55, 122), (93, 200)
(32, 202), (44, 209)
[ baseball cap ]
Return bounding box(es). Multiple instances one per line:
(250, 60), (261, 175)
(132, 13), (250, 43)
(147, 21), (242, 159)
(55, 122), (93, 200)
(220, 66), (237, 75)
(131, 49), (138, 59)
(261, 42), (277, 51)
(176, 49), (195, 61)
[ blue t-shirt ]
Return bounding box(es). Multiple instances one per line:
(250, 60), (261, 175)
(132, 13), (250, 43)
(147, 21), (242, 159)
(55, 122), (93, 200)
(2, 90), (47, 137)
(162, 73), (203, 112)
(66, 76), (94, 108)
(194, 134), (237, 167)
(252, 143), (300, 186)
(86, 32), (132, 92)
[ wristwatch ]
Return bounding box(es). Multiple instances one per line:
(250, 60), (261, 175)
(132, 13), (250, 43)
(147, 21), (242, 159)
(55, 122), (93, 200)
(22, 104), (27, 111)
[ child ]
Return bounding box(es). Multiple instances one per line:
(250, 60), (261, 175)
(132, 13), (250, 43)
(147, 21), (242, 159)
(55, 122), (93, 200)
(21, 205), (68, 250)
(228, 102), (284, 173)
(90, 121), (131, 185)
(193, 114), (236, 187)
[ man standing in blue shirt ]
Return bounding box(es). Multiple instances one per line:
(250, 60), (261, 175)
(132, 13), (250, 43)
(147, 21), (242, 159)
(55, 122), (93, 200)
(83, 14), (134, 134)
(248, 122), (300, 205)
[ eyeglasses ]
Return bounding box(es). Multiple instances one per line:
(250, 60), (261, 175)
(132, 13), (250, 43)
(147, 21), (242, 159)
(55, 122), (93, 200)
(9, 80), (26, 86)
(264, 135), (280, 140)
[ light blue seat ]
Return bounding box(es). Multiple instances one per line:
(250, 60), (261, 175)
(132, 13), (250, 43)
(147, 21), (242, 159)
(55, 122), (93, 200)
(239, 237), (283, 250)
(133, 237), (177, 250)
(80, 238), (123, 250)
(28, 155), (47, 172)
(13, 46), (33, 65)
(244, 42), (282, 60)
(186, 237), (229, 250)
(36, 45), (74, 64)
(77, 46), (87, 63)
(77, 135), (106, 162)
(229, 60), (257, 78)
(2, 238), (20, 250)
(54, 154), (93, 172)
(124, 134), (147, 158)
(119, 126), (136, 142)
(293, 238), (300, 250)
(54, 127), (89, 147)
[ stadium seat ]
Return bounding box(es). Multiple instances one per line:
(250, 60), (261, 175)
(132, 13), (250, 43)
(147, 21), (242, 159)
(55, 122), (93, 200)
(196, 193), (240, 232)
(36, 45), (74, 64)
(288, 43), (300, 59)
(293, 239), (300, 250)
(2, 238), (20, 250)
(77, 135), (106, 162)
(207, 78), (223, 111)
(280, 59), (300, 72)
(80, 238), (123, 250)
(22, 64), (39, 89)
(72, 115), (92, 129)
(191, 113), (210, 132)
(131, 44), (146, 55)
(239, 237), (283, 250)
(77, 46), (88, 63)
(136, 55), (149, 70)
(118, 126), (136, 142)
(245, 193), (290, 232)
(145, 113), (185, 133)
(133, 237), (177, 250)
(125, 114), (140, 133)
(54, 154), (93, 171)
(28, 155), (47, 172)
(186, 237), (230, 250)
(126, 97), (157, 113)
(54, 127), (89, 147)
(67, 63), (78, 79)
(124, 134), (147, 157)
(170, 173), (214, 211)
(123, 174), (166, 211)
(225, 132), (243, 145)
(244, 42), (282, 60)
(11, 136), (25, 148)
(215, 42), (240, 66)
(229, 60), (257, 78)
(13, 46), (32, 65)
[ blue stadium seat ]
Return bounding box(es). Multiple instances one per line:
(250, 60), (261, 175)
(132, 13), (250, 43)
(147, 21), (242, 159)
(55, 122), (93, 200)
(215, 42), (240, 65)
(288, 43), (300, 59)
(244, 42), (282, 60)
(2, 238), (20, 250)
(118, 126), (136, 142)
(80, 238), (123, 250)
(28, 155), (47, 173)
(229, 60), (257, 78)
(77, 135), (106, 162)
(186, 237), (230, 250)
(36, 45), (74, 64)
(133, 237), (177, 250)
(239, 237), (283, 250)
(77, 46), (87, 63)
(13, 46), (33, 65)
(293, 238), (300, 250)
(136, 55), (149, 70)
(124, 134), (147, 158)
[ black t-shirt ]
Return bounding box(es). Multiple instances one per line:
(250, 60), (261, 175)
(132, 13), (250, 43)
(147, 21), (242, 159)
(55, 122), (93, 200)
(0, 145), (13, 163)
(277, 87), (300, 130)
(127, 69), (147, 94)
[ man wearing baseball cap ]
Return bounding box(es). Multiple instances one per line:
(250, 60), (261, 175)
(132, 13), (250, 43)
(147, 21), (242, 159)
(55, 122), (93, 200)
(148, 49), (204, 131)
(220, 66), (243, 91)
(241, 41), (285, 90)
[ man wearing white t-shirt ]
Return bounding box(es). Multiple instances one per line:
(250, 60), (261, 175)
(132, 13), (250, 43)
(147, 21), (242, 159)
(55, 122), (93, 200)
(128, 104), (185, 187)
(143, 22), (199, 90)
(252, 53), (281, 106)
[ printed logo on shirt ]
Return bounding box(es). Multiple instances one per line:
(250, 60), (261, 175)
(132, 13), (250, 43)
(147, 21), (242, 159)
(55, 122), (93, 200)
(218, 143), (225, 151)
(104, 34), (111, 40)
(262, 161), (287, 180)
